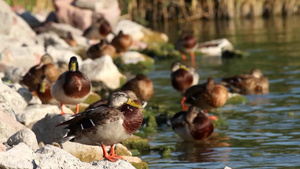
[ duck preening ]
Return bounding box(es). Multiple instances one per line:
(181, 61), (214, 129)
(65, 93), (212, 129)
(51, 56), (91, 115)
(221, 68), (269, 95)
(57, 91), (143, 162)
(169, 106), (214, 141)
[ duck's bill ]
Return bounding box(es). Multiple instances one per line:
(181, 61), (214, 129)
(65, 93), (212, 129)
(126, 98), (142, 108)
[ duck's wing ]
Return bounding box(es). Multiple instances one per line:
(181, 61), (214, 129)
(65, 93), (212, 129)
(57, 106), (122, 140)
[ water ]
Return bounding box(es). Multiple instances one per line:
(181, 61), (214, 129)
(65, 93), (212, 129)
(140, 17), (300, 168)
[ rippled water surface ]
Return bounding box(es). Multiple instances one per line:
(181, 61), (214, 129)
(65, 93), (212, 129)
(140, 17), (300, 168)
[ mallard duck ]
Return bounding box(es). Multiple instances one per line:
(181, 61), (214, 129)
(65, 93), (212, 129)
(21, 53), (60, 91)
(175, 32), (198, 63)
(111, 31), (133, 54)
(62, 32), (78, 47)
(51, 56), (91, 115)
(86, 40), (116, 59)
(83, 14), (112, 40)
(171, 61), (199, 94)
(36, 75), (58, 105)
(221, 68), (269, 94)
(120, 74), (154, 102)
(169, 106), (214, 141)
(183, 77), (228, 113)
(57, 91), (143, 162)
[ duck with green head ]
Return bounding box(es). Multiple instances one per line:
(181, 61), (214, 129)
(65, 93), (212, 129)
(51, 56), (91, 115)
(57, 91), (143, 162)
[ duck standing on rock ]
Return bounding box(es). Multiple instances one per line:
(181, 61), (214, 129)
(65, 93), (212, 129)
(57, 91), (143, 162)
(21, 53), (60, 92)
(175, 32), (198, 65)
(111, 31), (133, 54)
(169, 106), (214, 141)
(51, 56), (91, 115)
(183, 77), (228, 121)
(171, 61), (199, 109)
(83, 14), (113, 41)
(120, 74), (154, 103)
(86, 40), (116, 59)
(220, 68), (269, 95)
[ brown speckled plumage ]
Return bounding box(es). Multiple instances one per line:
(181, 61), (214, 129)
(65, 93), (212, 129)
(111, 31), (132, 53)
(184, 77), (228, 110)
(62, 71), (91, 98)
(120, 74), (154, 101)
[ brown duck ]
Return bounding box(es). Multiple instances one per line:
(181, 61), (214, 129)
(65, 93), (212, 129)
(175, 32), (198, 63)
(36, 75), (58, 105)
(111, 31), (133, 54)
(62, 32), (78, 47)
(169, 106), (214, 141)
(120, 74), (154, 102)
(51, 56), (91, 115)
(21, 53), (60, 92)
(221, 68), (269, 95)
(83, 14), (112, 40)
(86, 40), (116, 59)
(57, 91), (143, 162)
(183, 77), (228, 113)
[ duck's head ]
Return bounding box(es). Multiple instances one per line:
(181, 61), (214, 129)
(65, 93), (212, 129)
(39, 75), (47, 93)
(40, 53), (54, 65)
(99, 19), (112, 37)
(251, 68), (262, 78)
(108, 91), (141, 109)
(68, 56), (79, 72)
(171, 61), (189, 72)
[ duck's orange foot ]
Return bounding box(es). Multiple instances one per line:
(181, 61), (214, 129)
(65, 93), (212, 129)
(209, 115), (218, 121)
(104, 154), (125, 162)
(181, 97), (188, 111)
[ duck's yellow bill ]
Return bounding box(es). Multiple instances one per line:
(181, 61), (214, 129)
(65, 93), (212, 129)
(126, 98), (142, 108)
(180, 65), (189, 71)
(71, 62), (77, 71)
(39, 81), (46, 93)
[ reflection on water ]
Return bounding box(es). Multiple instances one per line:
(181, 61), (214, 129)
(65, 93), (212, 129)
(143, 17), (300, 168)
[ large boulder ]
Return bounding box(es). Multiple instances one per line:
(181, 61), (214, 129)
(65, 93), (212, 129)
(7, 128), (39, 151)
(16, 104), (73, 127)
(0, 111), (26, 142)
(81, 55), (125, 90)
(31, 113), (73, 144)
(0, 82), (27, 113)
(0, 143), (37, 169)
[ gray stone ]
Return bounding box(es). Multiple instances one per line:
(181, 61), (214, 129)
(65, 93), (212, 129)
(0, 111), (26, 143)
(19, 11), (42, 28)
(0, 143), (36, 169)
(91, 159), (135, 169)
(0, 103), (16, 120)
(7, 128), (39, 151)
(3, 65), (24, 83)
(31, 113), (73, 144)
(81, 55), (125, 90)
(16, 104), (73, 127)
(0, 82), (27, 113)
(35, 145), (91, 169)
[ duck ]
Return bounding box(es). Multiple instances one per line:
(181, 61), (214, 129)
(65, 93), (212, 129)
(120, 74), (154, 102)
(83, 14), (112, 40)
(169, 106), (214, 141)
(57, 91), (143, 162)
(110, 31), (133, 54)
(86, 40), (116, 59)
(171, 61), (199, 94)
(220, 68), (269, 95)
(51, 56), (91, 115)
(36, 75), (59, 105)
(62, 32), (78, 47)
(20, 53), (60, 92)
(183, 77), (228, 121)
(175, 32), (198, 63)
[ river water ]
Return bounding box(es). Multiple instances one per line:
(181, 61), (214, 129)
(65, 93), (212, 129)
(140, 17), (300, 168)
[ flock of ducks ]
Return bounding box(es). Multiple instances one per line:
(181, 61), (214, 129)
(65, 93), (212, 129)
(19, 21), (269, 161)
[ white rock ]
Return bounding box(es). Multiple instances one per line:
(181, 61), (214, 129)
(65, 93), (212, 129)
(91, 159), (135, 169)
(3, 65), (24, 83)
(16, 104), (73, 127)
(0, 0), (36, 43)
(0, 111), (26, 143)
(0, 103), (16, 120)
(0, 143), (37, 169)
(46, 45), (83, 67)
(120, 51), (146, 64)
(7, 128), (39, 151)
(36, 145), (91, 169)
(0, 82), (27, 113)
(31, 113), (73, 144)
(81, 55), (125, 89)
(0, 142), (7, 152)
(36, 32), (70, 49)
